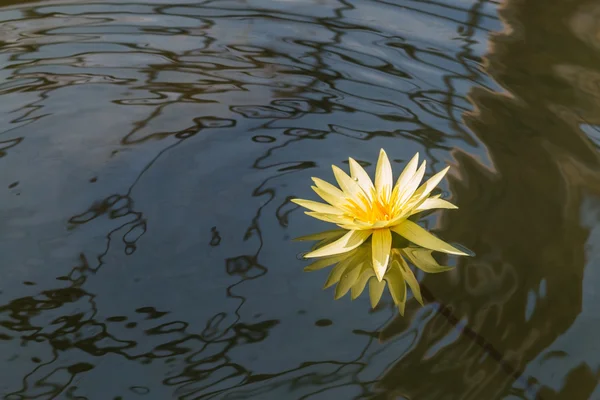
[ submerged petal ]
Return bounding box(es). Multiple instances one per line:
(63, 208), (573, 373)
(385, 265), (407, 315)
(368, 278), (386, 308)
(372, 229), (392, 281)
(375, 149), (393, 198)
(402, 247), (454, 273)
(392, 220), (467, 255)
(292, 199), (344, 214)
(323, 254), (356, 288)
(335, 261), (363, 299)
(305, 229), (372, 258)
(304, 253), (349, 272)
(395, 257), (424, 305)
(294, 229), (347, 242)
(313, 231), (352, 249)
(351, 265), (374, 300)
(349, 158), (374, 200)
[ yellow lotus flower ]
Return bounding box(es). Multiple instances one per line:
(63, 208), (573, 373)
(293, 149), (466, 281)
(297, 232), (455, 314)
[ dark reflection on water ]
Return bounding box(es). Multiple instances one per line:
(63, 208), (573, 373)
(0, 0), (598, 399)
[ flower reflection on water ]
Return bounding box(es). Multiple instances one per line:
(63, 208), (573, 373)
(296, 228), (466, 314)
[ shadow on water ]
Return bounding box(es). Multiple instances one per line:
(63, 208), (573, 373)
(0, 0), (598, 399)
(377, 0), (600, 399)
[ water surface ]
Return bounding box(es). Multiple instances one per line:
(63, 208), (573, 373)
(0, 0), (599, 398)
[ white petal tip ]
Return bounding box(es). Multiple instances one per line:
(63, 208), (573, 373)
(449, 249), (469, 256)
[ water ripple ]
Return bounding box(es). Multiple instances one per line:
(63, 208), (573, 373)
(1, 0), (598, 399)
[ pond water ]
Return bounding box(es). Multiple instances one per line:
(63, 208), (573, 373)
(1, 0), (599, 398)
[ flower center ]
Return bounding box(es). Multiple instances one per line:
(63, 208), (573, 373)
(345, 190), (399, 224)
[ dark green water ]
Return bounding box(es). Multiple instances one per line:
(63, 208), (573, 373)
(0, 0), (599, 398)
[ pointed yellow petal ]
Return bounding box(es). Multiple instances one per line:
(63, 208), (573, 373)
(292, 199), (344, 214)
(368, 277), (386, 308)
(305, 229), (372, 258)
(335, 261), (363, 299)
(402, 247), (454, 273)
(391, 220), (467, 256)
(410, 166), (450, 205)
(294, 229), (347, 242)
(305, 212), (349, 224)
(332, 165), (364, 201)
(395, 257), (423, 305)
(393, 152), (419, 195)
(348, 158), (374, 200)
(385, 265), (407, 315)
(371, 229), (392, 281)
(375, 149), (393, 198)
(312, 186), (346, 209)
(414, 196), (457, 212)
(351, 265), (374, 299)
(399, 160), (426, 204)
(304, 253), (349, 271)
(312, 178), (345, 202)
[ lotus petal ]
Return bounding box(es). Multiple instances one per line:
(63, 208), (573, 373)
(369, 278), (386, 308)
(305, 229), (372, 258)
(392, 220), (467, 256)
(372, 229), (392, 281)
